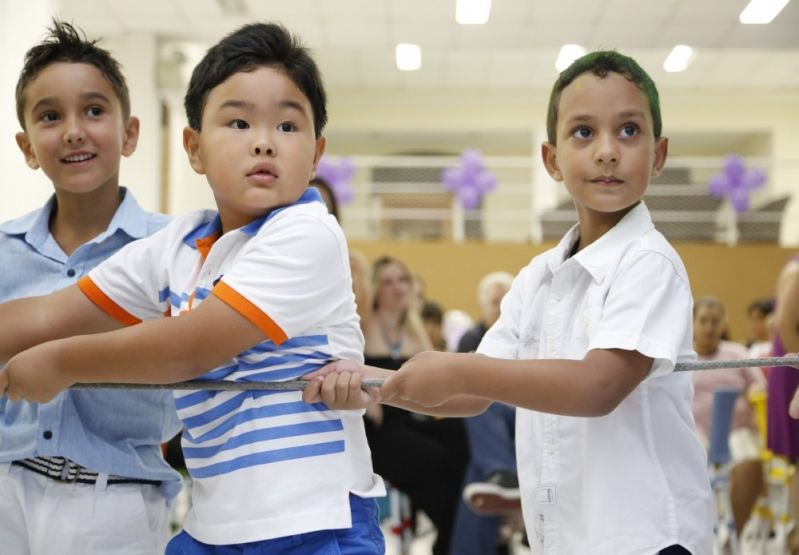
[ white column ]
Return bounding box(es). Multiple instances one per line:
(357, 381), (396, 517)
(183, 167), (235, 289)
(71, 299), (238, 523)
(163, 91), (214, 216)
(531, 127), (560, 244)
(103, 33), (163, 213)
(0, 0), (57, 221)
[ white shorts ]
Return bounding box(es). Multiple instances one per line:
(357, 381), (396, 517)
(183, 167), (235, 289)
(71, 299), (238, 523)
(0, 463), (171, 555)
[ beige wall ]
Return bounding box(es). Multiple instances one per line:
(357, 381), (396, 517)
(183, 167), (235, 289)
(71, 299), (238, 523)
(352, 239), (795, 348)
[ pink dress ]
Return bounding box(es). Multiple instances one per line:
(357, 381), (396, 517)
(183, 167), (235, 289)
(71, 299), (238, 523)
(692, 340), (763, 439)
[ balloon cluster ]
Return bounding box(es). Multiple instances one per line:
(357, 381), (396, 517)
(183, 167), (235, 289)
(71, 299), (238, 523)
(708, 154), (766, 213)
(315, 155), (355, 204)
(441, 149), (497, 210)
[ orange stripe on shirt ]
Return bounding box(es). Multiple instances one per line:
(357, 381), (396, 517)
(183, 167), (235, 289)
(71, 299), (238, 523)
(213, 281), (288, 346)
(77, 276), (142, 326)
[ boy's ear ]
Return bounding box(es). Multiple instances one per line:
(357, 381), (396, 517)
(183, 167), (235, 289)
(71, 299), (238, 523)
(121, 116), (140, 158)
(310, 136), (327, 175)
(183, 127), (205, 175)
(541, 142), (562, 181)
(650, 136), (669, 179)
(15, 132), (40, 170)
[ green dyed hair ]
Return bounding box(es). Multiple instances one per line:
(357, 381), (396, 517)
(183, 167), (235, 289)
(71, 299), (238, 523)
(546, 50), (661, 145)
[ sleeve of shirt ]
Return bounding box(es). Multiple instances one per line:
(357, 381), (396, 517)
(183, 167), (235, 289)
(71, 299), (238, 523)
(589, 249), (694, 378)
(79, 227), (171, 325)
(476, 269), (524, 360)
(213, 214), (350, 346)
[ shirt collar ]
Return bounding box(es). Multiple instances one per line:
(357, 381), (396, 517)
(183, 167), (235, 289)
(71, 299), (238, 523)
(182, 187), (325, 250)
(546, 201), (655, 283)
(0, 187), (152, 249)
(240, 187), (324, 236)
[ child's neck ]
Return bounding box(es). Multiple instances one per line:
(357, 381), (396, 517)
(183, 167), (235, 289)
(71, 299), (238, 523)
(50, 186), (122, 255)
(574, 202), (639, 253)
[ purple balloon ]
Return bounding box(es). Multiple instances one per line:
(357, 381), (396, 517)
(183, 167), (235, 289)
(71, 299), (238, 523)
(707, 154), (766, 213)
(315, 155), (355, 205)
(441, 149), (497, 210)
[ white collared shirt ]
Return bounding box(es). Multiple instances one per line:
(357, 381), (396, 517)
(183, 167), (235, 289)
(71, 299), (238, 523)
(479, 202), (713, 554)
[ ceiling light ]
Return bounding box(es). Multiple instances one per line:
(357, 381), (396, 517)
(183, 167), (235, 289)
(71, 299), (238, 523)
(555, 44), (586, 72)
(396, 43), (422, 71)
(739, 0), (791, 24)
(663, 45), (695, 73)
(456, 0), (492, 24)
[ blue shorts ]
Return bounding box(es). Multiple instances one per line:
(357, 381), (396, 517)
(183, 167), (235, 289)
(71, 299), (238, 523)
(166, 495), (385, 555)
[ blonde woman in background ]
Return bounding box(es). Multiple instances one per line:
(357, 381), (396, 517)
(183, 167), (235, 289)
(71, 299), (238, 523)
(362, 255), (468, 555)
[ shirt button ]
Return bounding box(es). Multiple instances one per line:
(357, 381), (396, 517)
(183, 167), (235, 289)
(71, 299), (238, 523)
(43, 430), (53, 440)
(66, 269), (76, 277)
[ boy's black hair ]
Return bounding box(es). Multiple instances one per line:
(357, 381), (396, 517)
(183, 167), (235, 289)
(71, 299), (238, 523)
(184, 23), (327, 138)
(15, 19), (131, 130)
(747, 297), (775, 317)
(546, 50), (661, 145)
(421, 301), (444, 325)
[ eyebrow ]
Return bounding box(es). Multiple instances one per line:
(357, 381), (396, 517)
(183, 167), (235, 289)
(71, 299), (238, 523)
(30, 91), (112, 114)
(217, 98), (310, 118)
(564, 109), (647, 124)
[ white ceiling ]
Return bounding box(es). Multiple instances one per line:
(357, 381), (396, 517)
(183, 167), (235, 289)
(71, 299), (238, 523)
(59, 0), (799, 94)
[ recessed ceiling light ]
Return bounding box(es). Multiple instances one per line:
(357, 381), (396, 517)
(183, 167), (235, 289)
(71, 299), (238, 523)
(555, 44), (587, 71)
(739, 0), (791, 24)
(396, 43), (422, 71)
(663, 45), (695, 73)
(456, 0), (492, 24)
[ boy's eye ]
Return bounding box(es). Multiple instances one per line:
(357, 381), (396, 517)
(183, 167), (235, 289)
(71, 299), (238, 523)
(619, 124), (639, 137)
(229, 119), (249, 130)
(572, 126), (592, 139)
(277, 122), (296, 132)
(40, 111), (59, 123)
(86, 106), (103, 117)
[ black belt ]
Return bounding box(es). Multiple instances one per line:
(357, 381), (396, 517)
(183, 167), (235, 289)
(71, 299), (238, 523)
(12, 457), (161, 487)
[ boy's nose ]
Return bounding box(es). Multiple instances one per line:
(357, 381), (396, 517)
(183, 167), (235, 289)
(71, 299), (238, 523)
(63, 125), (85, 145)
(252, 140), (274, 156)
(594, 136), (618, 164)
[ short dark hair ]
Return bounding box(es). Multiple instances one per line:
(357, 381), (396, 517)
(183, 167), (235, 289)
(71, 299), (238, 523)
(421, 301), (444, 325)
(15, 19), (130, 130)
(546, 50), (661, 145)
(184, 22), (327, 137)
(747, 297), (775, 317)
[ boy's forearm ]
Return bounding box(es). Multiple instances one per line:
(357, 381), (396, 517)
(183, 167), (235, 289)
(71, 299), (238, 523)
(449, 351), (648, 417)
(0, 296), (50, 362)
(0, 285), (122, 363)
(60, 298), (265, 385)
(55, 321), (207, 385)
(384, 394), (491, 417)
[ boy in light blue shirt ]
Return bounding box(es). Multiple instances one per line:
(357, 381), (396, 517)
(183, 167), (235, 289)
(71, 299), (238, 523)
(0, 19), (181, 554)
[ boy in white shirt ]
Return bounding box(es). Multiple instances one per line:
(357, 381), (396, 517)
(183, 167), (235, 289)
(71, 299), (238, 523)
(0, 22), (384, 554)
(306, 50), (714, 554)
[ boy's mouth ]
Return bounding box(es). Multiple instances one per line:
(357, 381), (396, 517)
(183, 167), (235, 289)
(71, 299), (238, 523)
(590, 176), (623, 185)
(62, 152), (96, 164)
(247, 163), (278, 180)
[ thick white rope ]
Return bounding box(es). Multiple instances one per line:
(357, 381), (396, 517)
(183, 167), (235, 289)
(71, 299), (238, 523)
(70, 356), (799, 392)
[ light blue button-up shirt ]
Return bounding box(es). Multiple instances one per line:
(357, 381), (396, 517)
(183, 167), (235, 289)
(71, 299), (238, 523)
(0, 188), (183, 499)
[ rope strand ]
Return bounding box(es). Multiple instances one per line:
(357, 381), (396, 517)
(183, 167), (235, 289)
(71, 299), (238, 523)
(70, 355), (799, 392)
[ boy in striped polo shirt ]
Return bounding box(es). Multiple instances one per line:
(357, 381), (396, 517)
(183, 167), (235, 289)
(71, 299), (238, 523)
(0, 22), (385, 554)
